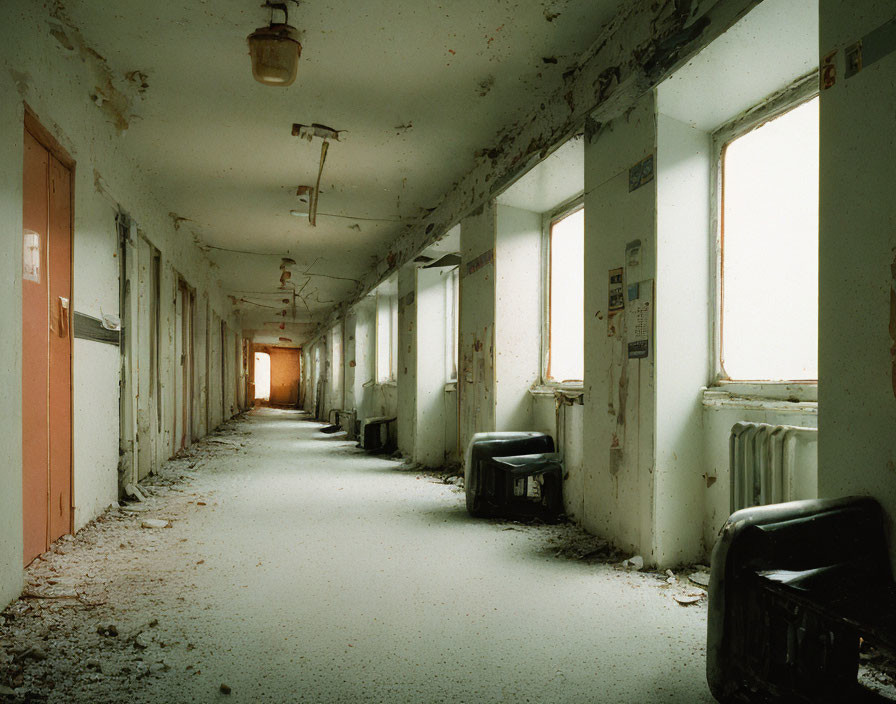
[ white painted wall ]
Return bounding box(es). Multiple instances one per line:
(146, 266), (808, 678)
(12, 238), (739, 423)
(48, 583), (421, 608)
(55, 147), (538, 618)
(0, 69), (24, 608)
(415, 267), (452, 467)
(343, 310), (357, 417)
(495, 205), (541, 431)
(0, 0), (237, 605)
(583, 93), (657, 559)
(459, 204), (497, 456)
(653, 112), (712, 565)
(818, 0), (896, 565)
(334, 296), (398, 429)
(397, 266), (417, 457)
(328, 322), (344, 416)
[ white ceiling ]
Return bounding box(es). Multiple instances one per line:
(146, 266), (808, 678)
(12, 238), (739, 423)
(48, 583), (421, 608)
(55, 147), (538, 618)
(496, 134), (584, 213)
(58, 0), (624, 345)
(657, 0), (819, 132)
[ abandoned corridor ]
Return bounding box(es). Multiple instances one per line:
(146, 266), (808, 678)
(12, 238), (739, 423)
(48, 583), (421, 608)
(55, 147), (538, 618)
(1, 409), (711, 703)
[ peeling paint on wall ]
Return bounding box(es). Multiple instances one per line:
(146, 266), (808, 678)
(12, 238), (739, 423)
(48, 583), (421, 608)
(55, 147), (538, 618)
(304, 1), (759, 347)
(50, 4), (149, 133)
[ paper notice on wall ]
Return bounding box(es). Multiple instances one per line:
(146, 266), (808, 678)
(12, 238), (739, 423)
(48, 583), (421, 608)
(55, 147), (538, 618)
(627, 280), (652, 359)
(608, 268), (624, 312)
(23, 230), (40, 283)
(607, 267), (624, 337)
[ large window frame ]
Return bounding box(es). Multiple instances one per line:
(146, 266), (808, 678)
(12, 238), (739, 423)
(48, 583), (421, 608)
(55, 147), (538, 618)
(541, 196), (585, 388)
(444, 266), (459, 384)
(375, 290), (397, 384)
(710, 74), (818, 399)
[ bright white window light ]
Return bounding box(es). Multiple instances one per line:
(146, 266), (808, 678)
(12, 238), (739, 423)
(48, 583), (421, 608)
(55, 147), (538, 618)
(376, 292), (396, 383)
(445, 267), (459, 382)
(721, 96), (819, 381)
(254, 352), (271, 400)
(548, 207), (585, 383)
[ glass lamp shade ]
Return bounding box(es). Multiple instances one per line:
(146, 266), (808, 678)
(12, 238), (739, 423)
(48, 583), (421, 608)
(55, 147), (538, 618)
(247, 23), (301, 86)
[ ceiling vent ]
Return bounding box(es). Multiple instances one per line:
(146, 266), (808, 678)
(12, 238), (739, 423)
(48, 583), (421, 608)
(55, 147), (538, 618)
(247, 2), (301, 87)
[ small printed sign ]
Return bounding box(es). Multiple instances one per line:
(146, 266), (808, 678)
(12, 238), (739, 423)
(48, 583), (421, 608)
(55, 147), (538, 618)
(627, 281), (652, 360)
(608, 268), (624, 312)
(23, 230), (40, 283)
(628, 154), (654, 192)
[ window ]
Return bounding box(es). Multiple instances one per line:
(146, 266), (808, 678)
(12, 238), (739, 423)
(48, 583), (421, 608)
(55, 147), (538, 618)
(445, 267), (459, 382)
(376, 290), (397, 383)
(545, 205), (585, 384)
(718, 95), (818, 382)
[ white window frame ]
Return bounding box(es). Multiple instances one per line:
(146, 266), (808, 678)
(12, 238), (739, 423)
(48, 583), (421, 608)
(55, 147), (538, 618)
(375, 290), (397, 384)
(541, 195), (585, 388)
(444, 266), (459, 383)
(710, 74), (818, 401)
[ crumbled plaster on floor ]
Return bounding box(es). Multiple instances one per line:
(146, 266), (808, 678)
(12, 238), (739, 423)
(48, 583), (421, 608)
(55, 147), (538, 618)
(0, 409), (723, 703)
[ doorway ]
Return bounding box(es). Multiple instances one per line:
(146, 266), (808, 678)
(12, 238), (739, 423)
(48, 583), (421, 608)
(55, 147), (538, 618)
(254, 352), (271, 402)
(174, 279), (194, 453)
(22, 111), (74, 565)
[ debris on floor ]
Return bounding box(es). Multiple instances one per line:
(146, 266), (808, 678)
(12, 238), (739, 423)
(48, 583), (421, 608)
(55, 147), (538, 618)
(124, 483), (146, 502)
(0, 421), (249, 703)
(140, 519), (169, 529)
(688, 570), (711, 588)
(859, 643), (896, 699)
(0, 410), (714, 703)
(673, 593), (706, 606)
(622, 555), (644, 570)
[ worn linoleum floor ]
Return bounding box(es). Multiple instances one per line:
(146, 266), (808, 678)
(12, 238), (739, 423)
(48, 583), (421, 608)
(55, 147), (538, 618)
(0, 408), (712, 703)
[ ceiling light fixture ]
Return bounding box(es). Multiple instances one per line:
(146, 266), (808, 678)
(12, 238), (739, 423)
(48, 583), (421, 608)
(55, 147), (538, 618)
(247, 2), (301, 87)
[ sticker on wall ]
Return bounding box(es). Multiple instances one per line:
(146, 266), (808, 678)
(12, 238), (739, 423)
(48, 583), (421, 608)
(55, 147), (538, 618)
(607, 267), (624, 337)
(821, 50), (837, 90)
(608, 268), (624, 312)
(628, 154), (654, 192)
(845, 41), (863, 78)
(23, 230), (40, 283)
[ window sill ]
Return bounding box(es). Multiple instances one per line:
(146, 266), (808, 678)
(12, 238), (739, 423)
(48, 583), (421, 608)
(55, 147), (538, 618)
(702, 387), (818, 414)
(529, 384), (584, 404)
(713, 380), (817, 402)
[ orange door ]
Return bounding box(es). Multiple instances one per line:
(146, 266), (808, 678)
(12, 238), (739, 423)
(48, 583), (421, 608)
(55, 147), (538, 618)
(22, 131), (50, 565)
(47, 154), (73, 544)
(22, 123), (73, 566)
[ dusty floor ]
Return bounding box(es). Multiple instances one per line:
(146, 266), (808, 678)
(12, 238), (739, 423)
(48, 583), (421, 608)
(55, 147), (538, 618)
(0, 408), (715, 703)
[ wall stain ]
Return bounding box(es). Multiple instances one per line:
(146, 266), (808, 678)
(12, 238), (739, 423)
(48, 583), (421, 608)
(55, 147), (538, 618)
(9, 69), (31, 96)
(50, 2), (148, 133)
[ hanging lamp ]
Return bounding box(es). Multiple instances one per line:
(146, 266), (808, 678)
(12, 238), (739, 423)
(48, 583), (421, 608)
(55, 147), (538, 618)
(247, 2), (301, 87)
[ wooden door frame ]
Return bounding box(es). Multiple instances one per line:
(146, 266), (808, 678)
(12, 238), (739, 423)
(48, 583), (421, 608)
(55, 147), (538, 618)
(23, 105), (75, 540)
(173, 276), (195, 451)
